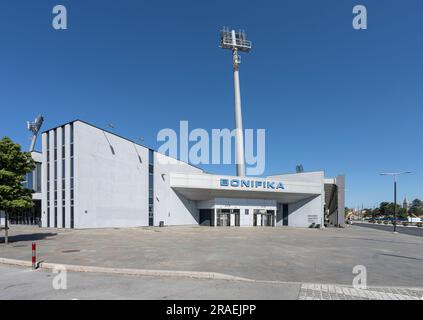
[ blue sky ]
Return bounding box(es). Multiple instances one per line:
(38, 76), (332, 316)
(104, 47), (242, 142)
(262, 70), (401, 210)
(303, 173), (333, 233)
(0, 0), (421, 208)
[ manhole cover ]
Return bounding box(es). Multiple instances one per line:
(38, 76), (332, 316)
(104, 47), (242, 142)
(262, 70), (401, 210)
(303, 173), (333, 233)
(61, 249), (80, 253)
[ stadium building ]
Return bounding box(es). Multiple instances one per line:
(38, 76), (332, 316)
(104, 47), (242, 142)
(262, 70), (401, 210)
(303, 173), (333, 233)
(35, 119), (345, 229)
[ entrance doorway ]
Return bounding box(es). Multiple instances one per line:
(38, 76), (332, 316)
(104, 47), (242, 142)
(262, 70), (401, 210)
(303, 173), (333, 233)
(253, 209), (275, 227)
(282, 204), (289, 226)
(216, 209), (240, 227)
(199, 209), (213, 226)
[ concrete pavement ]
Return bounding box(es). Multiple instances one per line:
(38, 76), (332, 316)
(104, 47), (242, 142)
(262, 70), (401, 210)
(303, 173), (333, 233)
(1, 264), (421, 300)
(1, 225), (423, 287)
(0, 265), (301, 300)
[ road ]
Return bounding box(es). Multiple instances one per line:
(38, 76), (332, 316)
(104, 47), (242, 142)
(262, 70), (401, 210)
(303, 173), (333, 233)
(354, 222), (423, 237)
(0, 265), (300, 300)
(1, 264), (422, 300)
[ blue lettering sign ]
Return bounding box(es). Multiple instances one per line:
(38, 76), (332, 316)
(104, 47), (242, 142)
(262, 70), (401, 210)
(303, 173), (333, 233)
(219, 179), (284, 191)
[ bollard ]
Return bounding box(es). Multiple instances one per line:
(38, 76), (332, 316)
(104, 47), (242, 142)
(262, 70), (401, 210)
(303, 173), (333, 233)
(32, 243), (36, 270)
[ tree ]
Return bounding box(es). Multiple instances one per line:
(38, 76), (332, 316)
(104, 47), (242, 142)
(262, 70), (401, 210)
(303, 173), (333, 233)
(379, 202), (391, 216)
(378, 202), (403, 219)
(0, 137), (35, 244)
(409, 199), (423, 216)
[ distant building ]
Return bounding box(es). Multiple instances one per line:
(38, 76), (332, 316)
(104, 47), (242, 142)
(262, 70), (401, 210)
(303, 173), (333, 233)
(403, 197), (408, 210)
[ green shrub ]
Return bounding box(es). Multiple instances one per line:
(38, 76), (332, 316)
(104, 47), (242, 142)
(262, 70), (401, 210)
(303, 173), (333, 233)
(417, 222), (422, 228)
(402, 222), (409, 226)
(377, 220), (382, 224)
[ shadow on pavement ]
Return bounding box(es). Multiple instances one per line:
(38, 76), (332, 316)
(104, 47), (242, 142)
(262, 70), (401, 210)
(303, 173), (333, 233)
(0, 233), (57, 244)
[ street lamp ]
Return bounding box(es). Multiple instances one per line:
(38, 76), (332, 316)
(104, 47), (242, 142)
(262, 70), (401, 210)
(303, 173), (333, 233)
(380, 172), (412, 233)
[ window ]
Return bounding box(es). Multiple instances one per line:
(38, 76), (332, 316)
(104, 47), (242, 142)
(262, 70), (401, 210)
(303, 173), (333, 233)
(69, 123), (75, 228)
(148, 149), (154, 226)
(25, 172), (33, 191)
(54, 207), (57, 228)
(35, 163), (41, 192)
(245, 209), (249, 215)
(70, 207), (74, 229)
(61, 127), (66, 229)
(46, 132), (51, 228)
(70, 123), (74, 143)
(149, 149), (154, 165)
(62, 207), (65, 228)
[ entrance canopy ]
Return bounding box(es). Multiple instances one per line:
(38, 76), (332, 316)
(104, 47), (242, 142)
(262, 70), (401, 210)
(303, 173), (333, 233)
(169, 173), (322, 203)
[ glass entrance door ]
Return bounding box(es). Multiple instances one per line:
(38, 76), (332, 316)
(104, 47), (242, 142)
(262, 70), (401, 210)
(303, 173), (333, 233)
(216, 209), (240, 227)
(253, 209), (275, 227)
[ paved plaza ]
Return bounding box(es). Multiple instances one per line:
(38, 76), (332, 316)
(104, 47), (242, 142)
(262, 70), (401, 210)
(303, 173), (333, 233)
(1, 224), (423, 289)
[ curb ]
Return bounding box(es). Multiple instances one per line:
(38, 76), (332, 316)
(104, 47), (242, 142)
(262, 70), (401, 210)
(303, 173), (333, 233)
(0, 257), (253, 282)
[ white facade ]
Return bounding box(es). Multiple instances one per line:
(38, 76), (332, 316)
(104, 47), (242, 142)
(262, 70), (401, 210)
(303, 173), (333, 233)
(39, 120), (345, 229)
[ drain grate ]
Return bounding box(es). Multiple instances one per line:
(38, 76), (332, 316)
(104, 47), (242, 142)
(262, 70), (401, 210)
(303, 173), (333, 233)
(61, 249), (81, 253)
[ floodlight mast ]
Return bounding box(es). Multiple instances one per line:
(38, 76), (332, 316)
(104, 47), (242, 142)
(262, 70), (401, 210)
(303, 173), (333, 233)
(27, 115), (44, 152)
(220, 27), (252, 177)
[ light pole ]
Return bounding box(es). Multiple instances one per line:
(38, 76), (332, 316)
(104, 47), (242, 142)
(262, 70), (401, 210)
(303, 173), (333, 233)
(380, 172), (412, 233)
(220, 27), (252, 177)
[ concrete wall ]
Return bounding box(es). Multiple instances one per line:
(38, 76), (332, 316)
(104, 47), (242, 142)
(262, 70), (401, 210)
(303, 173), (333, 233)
(74, 121), (150, 228)
(287, 195), (324, 227)
(268, 172), (325, 228)
(42, 124), (74, 228)
(336, 175), (346, 226)
(153, 153), (203, 226)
